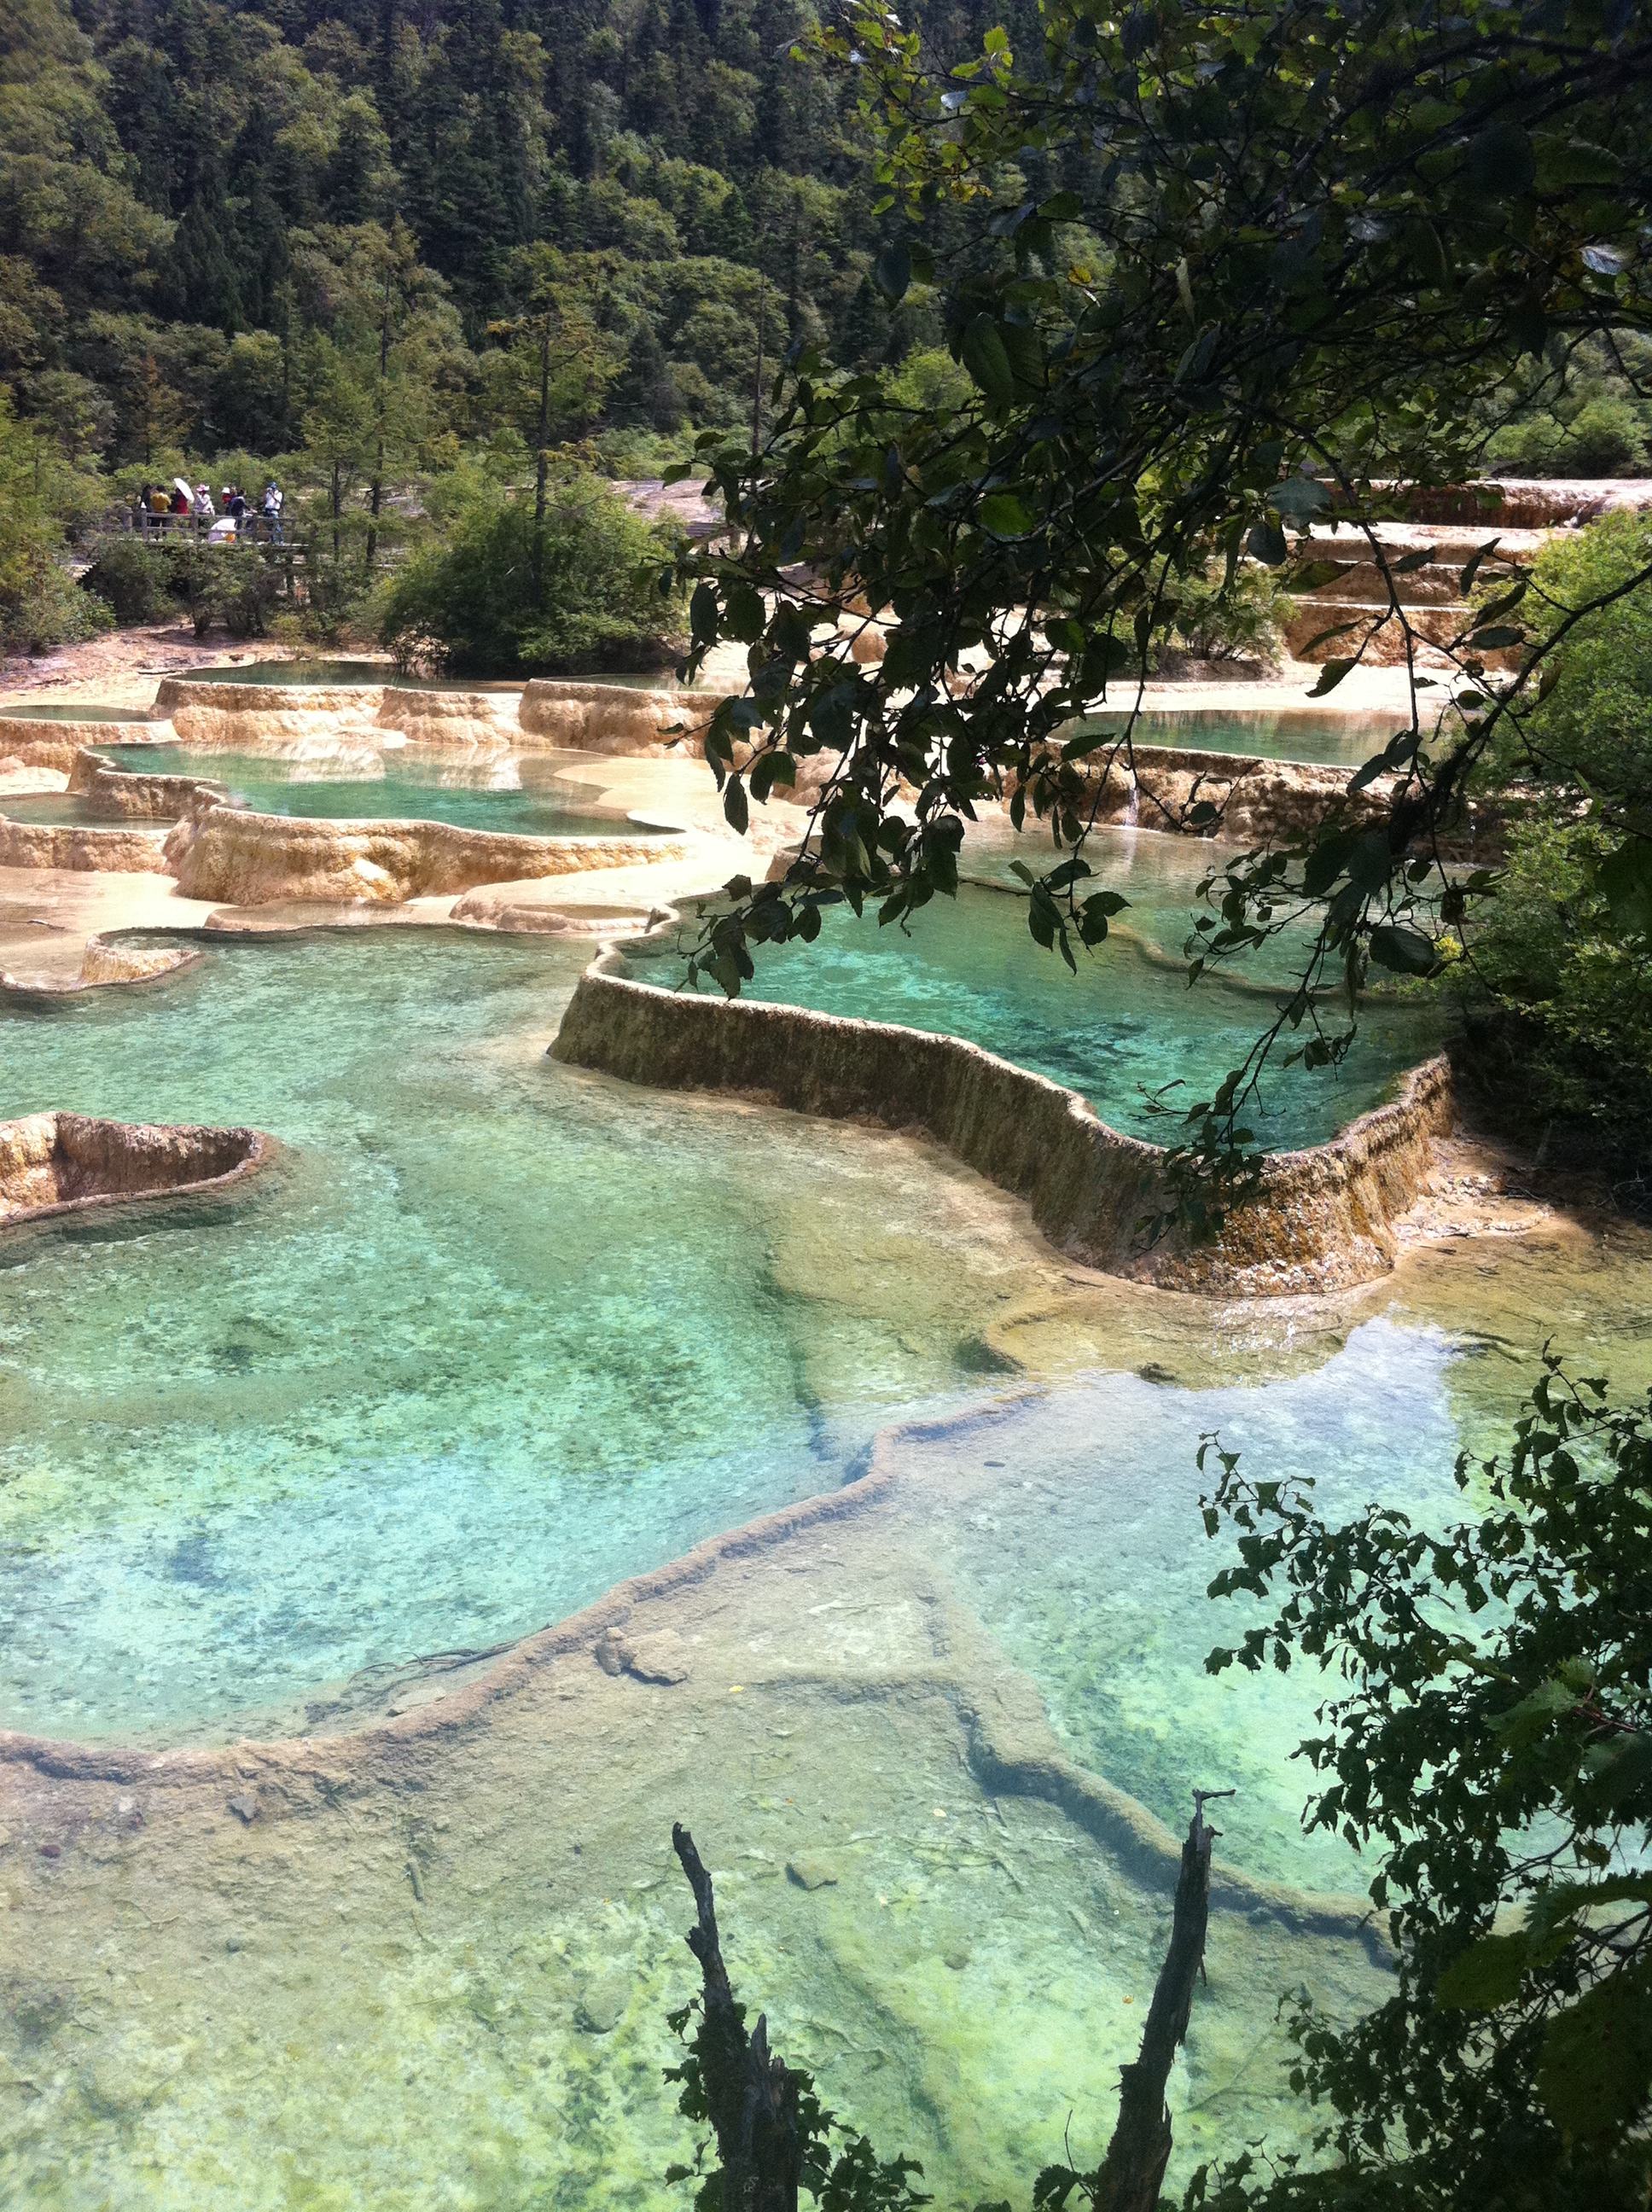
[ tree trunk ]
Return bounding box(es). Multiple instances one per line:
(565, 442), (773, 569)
(672, 1825), (801, 2212)
(366, 267), (393, 572)
(330, 461), (341, 565)
(1093, 1791), (1230, 2212)
(532, 317), (551, 608)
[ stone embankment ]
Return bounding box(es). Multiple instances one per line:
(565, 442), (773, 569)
(164, 806), (683, 905)
(552, 952), (1455, 1296)
(0, 722), (113, 773)
(1068, 741), (1386, 842)
(67, 748), (228, 821)
(0, 1111), (270, 1228)
(152, 678), (383, 754)
(0, 818), (171, 873)
(144, 674), (730, 760)
(518, 679), (725, 755)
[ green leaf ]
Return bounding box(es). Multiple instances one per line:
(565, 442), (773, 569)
(1271, 477), (1331, 521)
(1437, 1930), (1529, 2011)
(1368, 924), (1439, 977)
(961, 316), (1015, 406)
(1307, 656), (1356, 696)
(979, 491), (1033, 538)
(874, 242), (911, 304)
(1595, 836), (1652, 937)
(1467, 120), (1537, 198)
(1538, 1960), (1652, 2139)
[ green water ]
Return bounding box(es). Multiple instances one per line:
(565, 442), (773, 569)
(641, 879), (1435, 1150)
(1068, 707), (1405, 767)
(1, 875), (1636, 2209)
(0, 703), (153, 723)
(3, 745), (665, 839)
(889, 1327), (1464, 1891)
(0, 932), (1000, 1743)
(183, 660), (525, 691)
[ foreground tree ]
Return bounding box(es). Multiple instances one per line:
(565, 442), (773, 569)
(1194, 1356), (1652, 2210)
(673, 0), (1652, 1191)
(666, 1798), (1226, 2212)
(660, 1360), (1652, 2211)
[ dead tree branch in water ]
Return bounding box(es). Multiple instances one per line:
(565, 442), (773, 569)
(671, 1821), (802, 2212)
(1088, 1790), (1233, 2212)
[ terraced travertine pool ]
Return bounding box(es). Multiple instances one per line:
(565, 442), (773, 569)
(3, 810), (1647, 2211)
(5, 745), (665, 841)
(1068, 706), (1408, 765)
(640, 868), (1436, 1150)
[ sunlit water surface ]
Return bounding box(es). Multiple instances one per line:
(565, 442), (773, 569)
(642, 870), (1435, 1150)
(6, 745), (661, 840)
(2, 871), (1646, 2210)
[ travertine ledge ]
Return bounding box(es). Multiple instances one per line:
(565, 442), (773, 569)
(0, 817), (172, 874)
(68, 747), (229, 821)
(552, 955), (1454, 1295)
(0, 1112), (271, 1228)
(164, 806), (683, 905)
(1071, 740), (1386, 842)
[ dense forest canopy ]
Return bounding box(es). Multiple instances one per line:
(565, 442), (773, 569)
(0, 0), (1057, 470)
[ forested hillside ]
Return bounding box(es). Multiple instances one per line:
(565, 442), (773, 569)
(1, 0), (1044, 472)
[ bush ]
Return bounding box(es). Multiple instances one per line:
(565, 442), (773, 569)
(1489, 510), (1652, 802)
(1488, 393), (1648, 477)
(1458, 812), (1652, 1177)
(79, 533), (173, 623)
(377, 475), (683, 676)
(1164, 562), (1286, 665)
(166, 541), (277, 639)
(0, 392), (112, 656)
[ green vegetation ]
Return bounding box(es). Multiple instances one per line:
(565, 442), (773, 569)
(661, 1362), (1652, 2210)
(0, 0), (1049, 655)
(1453, 515), (1652, 1178)
(672, 0), (1651, 1201)
(377, 470), (681, 675)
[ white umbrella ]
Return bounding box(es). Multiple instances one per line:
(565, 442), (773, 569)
(173, 475), (195, 501)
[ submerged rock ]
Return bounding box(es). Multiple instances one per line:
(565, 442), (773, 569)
(576, 1975), (630, 2036)
(786, 1856), (841, 1893)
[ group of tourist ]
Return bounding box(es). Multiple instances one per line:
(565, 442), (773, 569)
(132, 480), (285, 544)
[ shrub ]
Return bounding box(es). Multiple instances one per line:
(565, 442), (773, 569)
(1488, 394), (1648, 477)
(1489, 510), (1652, 802)
(166, 540), (277, 639)
(79, 533), (173, 623)
(1164, 562), (1286, 665)
(1458, 812), (1652, 1177)
(377, 475), (683, 676)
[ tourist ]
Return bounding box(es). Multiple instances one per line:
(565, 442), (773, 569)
(261, 481), (284, 544)
(226, 485), (249, 533)
(147, 483), (172, 534)
(193, 483), (215, 528)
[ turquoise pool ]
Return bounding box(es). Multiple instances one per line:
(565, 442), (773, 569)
(0, 703), (153, 723)
(1067, 707), (1406, 768)
(643, 877), (1436, 1150)
(5, 745), (666, 839)
(0, 931), (1013, 1743)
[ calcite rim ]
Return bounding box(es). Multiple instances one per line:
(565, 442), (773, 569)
(0, 1110), (276, 1233)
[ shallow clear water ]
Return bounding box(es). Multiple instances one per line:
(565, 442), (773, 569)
(9, 746), (664, 839)
(1067, 707), (1405, 768)
(890, 1324), (1464, 1891)
(0, 932), (1020, 1742)
(0, 703), (153, 723)
(183, 660), (526, 691)
(642, 880), (1435, 1150)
